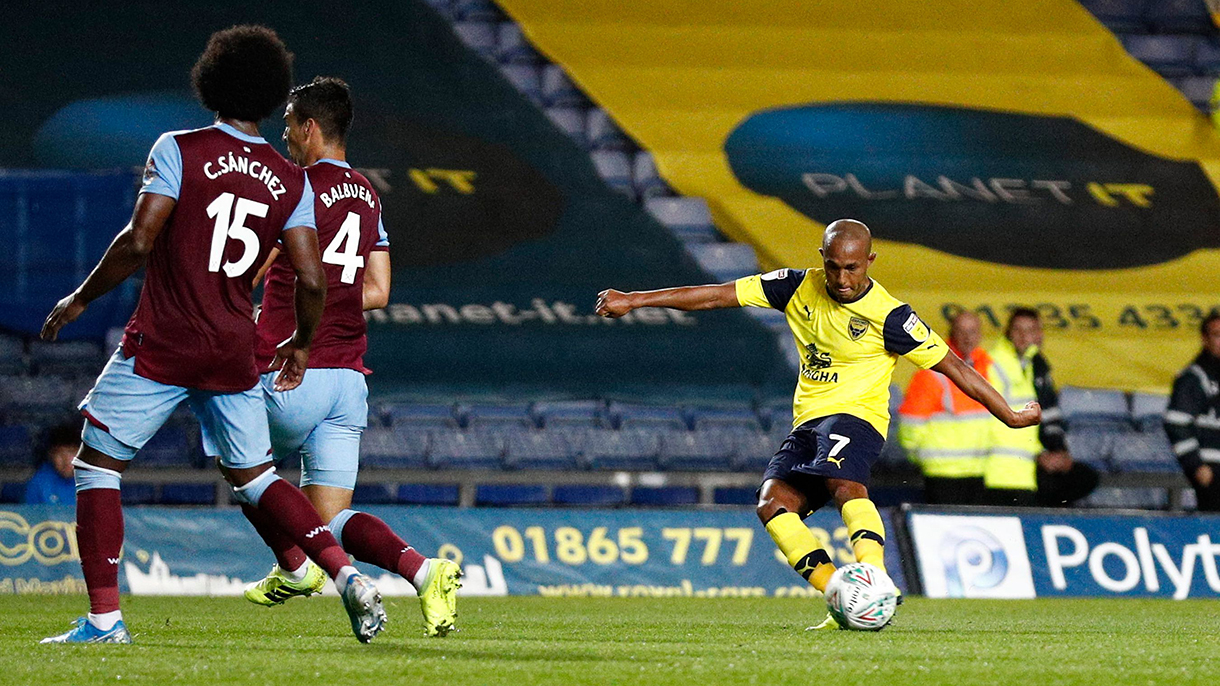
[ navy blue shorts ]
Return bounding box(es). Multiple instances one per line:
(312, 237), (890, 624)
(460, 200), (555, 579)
(761, 414), (885, 511)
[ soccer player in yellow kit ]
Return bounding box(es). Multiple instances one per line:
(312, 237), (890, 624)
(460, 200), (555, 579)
(596, 219), (1041, 629)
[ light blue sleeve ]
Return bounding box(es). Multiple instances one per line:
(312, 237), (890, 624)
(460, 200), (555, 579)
(139, 133), (183, 199)
(285, 174), (317, 231)
(376, 212), (390, 247)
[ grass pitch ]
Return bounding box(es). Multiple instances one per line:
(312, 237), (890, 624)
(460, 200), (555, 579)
(3, 595), (1217, 686)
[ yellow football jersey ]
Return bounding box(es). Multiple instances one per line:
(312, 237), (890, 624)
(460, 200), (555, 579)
(736, 268), (948, 436)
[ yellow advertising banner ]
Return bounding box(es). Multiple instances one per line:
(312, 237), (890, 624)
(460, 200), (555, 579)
(500, 0), (1220, 391)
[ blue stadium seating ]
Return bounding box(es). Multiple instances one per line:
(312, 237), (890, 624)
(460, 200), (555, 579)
(496, 22), (542, 64)
(453, 0), (503, 22)
(1080, 0), (1149, 33)
(1131, 391), (1170, 431)
(1059, 387), (1131, 429)
(0, 375), (76, 422)
(385, 403), (457, 429)
(541, 65), (588, 107)
(500, 64), (543, 105)
(397, 483), (461, 505)
(690, 406), (762, 432)
(29, 340), (104, 377)
(159, 483), (215, 505)
(1083, 486), (1169, 510)
(0, 425), (32, 467)
(360, 427), (430, 469)
(1066, 429), (1117, 470)
(452, 21), (497, 60)
(644, 197), (718, 243)
(0, 335), (26, 375)
(1193, 38), (1220, 73)
(1173, 75), (1216, 108)
(1110, 430), (1179, 472)
(590, 151), (635, 200)
(659, 429), (736, 471)
(713, 487), (756, 505)
(632, 152), (673, 200)
(686, 243), (760, 282)
(0, 482), (24, 503)
(581, 428), (660, 470)
(476, 483), (549, 506)
(733, 431), (778, 473)
(611, 402), (687, 430)
(429, 430), (504, 469)
(630, 486), (699, 506)
(504, 430), (576, 470)
(552, 484), (626, 506)
(1146, 0), (1214, 35)
(744, 307), (789, 333)
(465, 404), (535, 431)
(352, 483), (397, 505)
(544, 107), (588, 148)
(1121, 35), (1199, 77)
(121, 483), (157, 505)
(139, 424), (195, 467)
(535, 400), (606, 428)
(586, 108), (632, 150)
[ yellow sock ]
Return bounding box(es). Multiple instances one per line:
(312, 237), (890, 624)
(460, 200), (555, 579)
(764, 511), (836, 591)
(841, 498), (887, 572)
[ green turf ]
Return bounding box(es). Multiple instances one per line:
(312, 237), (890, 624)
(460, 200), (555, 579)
(2, 595), (1217, 686)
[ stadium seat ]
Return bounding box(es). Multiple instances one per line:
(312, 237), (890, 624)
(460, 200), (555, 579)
(632, 152), (673, 200)
(586, 108), (632, 151)
(158, 483), (215, 505)
(1146, 0), (1214, 34)
(535, 400), (606, 428)
(544, 107), (588, 148)
(0, 482), (23, 504)
(732, 430), (779, 473)
(540, 65), (588, 107)
(29, 340), (104, 377)
(429, 429), (504, 469)
(499, 64), (543, 105)
(686, 243), (761, 282)
(580, 428), (660, 471)
(659, 429), (737, 471)
(451, 21), (497, 60)
(0, 425), (33, 467)
(1079, 0), (1149, 33)
(1065, 428), (1117, 470)
(503, 430), (576, 470)
(352, 483), (396, 505)
(1182, 487), (1199, 511)
(644, 197), (718, 244)
(690, 406), (763, 432)
(759, 403), (794, 432)
(552, 484), (626, 506)
(453, 0), (503, 21)
(496, 22), (541, 64)
(611, 402), (688, 430)
(121, 483), (157, 505)
(0, 375), (76, 422)
(630, 486), (699, 506)
(1059, 387), (1131, 429)
(1172, 76), (1215, 109)
(384, 403), (458, 429)
(464, 404), (535, 431)
(1121, 35), (1198, 77)
(590, 151), (636, 200)
(475, 483), (549, 506)
(1110, 429), (1179, 472)
(396, 483), (460, 505)
(713, 487), (756, 505)
(1130, 391), (1170, 431)
(1193, 39), (1220, 74)
(360, 426), (430, 469)
(1082, 486), (1169, 510)
(138, 424), (196, 467)
(0, 335), (26, 375)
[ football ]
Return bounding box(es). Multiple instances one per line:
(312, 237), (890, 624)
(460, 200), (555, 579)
(824, 563), (899, 631)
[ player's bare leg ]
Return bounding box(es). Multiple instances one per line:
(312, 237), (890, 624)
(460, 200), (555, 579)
(221, 462), (385, 642)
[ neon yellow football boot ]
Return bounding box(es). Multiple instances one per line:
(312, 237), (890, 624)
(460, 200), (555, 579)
(417, 558), (462, 637)
(243, 562), (327, 607)
(806, 612), (843, 631)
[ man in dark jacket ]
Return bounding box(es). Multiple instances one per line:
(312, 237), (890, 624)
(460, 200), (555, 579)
(1165, 311), (1220, 512)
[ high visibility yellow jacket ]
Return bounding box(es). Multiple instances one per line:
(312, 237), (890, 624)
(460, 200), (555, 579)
(898, 345), (992, 479)
(985, 338), (1041, 491)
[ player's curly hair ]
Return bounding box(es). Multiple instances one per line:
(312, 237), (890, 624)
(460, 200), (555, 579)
(191, 25), (294, 122)
(289, 77), (354, 143)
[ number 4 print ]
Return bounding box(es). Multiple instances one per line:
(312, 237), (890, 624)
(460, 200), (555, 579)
(323, 212), (365, 284)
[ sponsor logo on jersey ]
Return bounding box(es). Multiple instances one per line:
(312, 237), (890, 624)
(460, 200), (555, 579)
(801, 342), (838, 382)
(848, 316), (869, 340)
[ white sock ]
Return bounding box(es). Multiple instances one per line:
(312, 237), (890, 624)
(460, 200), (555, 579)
(334, 565), (360, 594)
(411, 558), (433, 591)
(88, 610), (122, 631)
(283, 560), (310, 582)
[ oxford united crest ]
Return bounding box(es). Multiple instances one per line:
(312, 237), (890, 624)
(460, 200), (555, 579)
(848, 316), (869, 340)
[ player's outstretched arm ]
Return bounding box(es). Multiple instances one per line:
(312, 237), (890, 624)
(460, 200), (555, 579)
(931, 352), (1042, 429)
(363, 251), (391, 311)
(41, 193), (176, 341)
(270, 226), (327, 391)
(595, 283), (738, 318)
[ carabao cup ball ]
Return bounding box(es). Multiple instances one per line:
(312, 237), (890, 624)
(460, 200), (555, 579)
(824, 562), (898, 631)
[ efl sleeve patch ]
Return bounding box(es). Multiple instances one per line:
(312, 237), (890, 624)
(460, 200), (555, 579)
(759, 268), (805, 310)
(884, 305), (949, 368)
